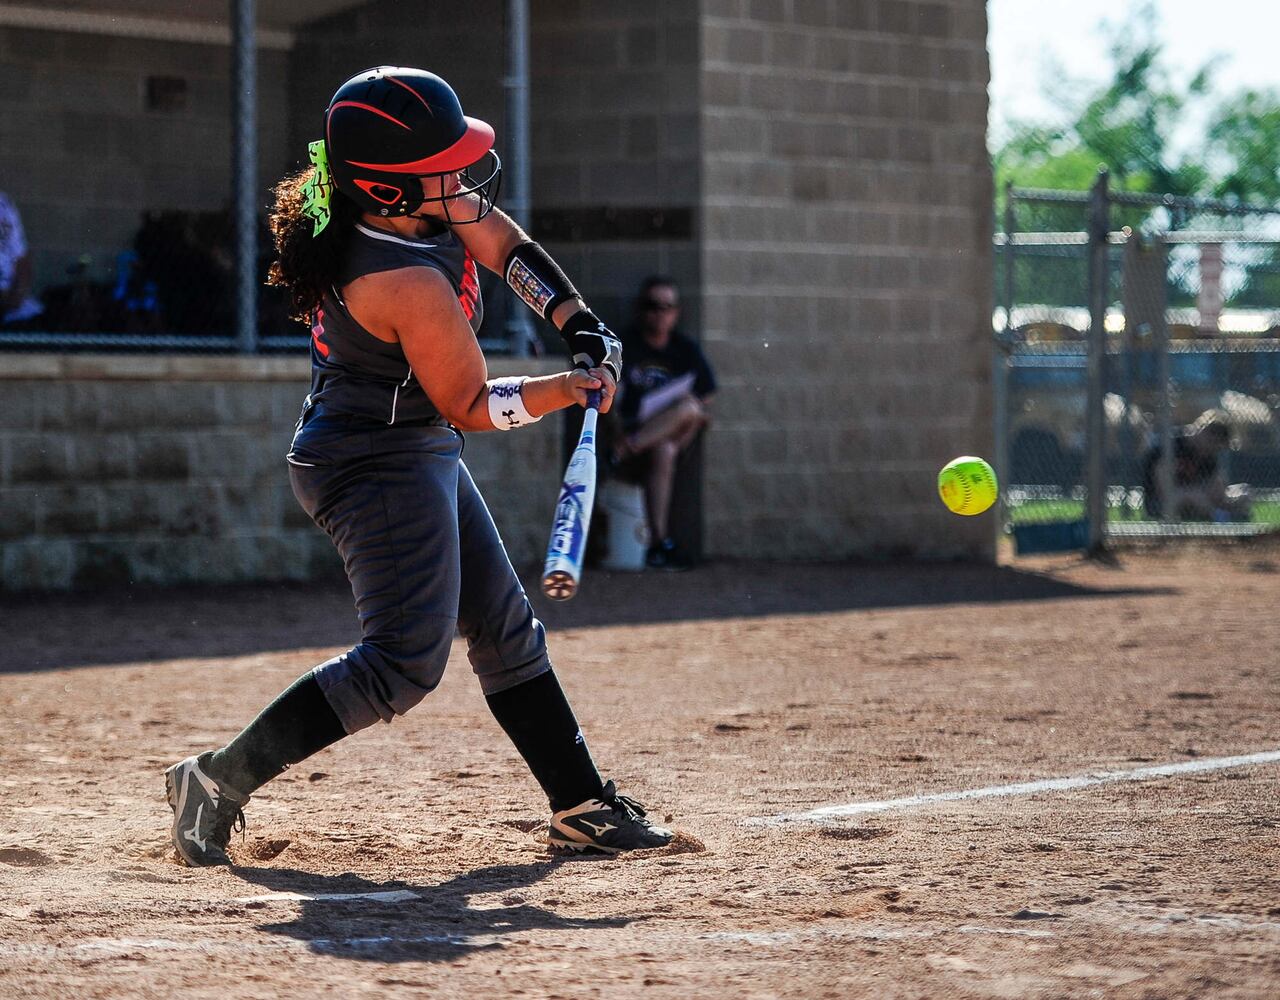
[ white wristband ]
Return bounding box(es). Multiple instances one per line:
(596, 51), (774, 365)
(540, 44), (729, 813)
(487, 377), (542, 431)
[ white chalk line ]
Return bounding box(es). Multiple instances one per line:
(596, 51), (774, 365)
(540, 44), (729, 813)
(234, 889), (420, 904)
(750, 749), (1280, 825)
(9, 911), (1280, 964)
(0, 932), (480, 962)
(0, 925), (1045, 962)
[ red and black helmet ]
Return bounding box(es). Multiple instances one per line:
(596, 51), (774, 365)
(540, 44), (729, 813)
(324, 66), (500, 223)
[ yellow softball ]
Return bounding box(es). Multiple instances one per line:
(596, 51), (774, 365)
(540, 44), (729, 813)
(938, 456), (998, 516)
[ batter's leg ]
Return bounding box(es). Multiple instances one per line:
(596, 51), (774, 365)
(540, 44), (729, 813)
(195, 425), (464, 806)
(453, 460), (605, 811)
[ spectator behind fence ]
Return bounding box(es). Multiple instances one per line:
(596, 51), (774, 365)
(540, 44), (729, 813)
(611, 276), (716, 570)
(0, 191), (43, 328)
(1142, 409), (1252, 522)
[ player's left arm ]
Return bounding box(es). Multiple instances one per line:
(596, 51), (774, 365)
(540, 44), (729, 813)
(447, 199), (584, 327)
(447, 195), (621, 378)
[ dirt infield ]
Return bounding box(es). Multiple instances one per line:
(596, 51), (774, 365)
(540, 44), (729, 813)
(2, 548), (1278, 999)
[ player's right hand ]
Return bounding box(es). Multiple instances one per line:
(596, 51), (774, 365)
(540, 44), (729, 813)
(565, 367), (616, 413)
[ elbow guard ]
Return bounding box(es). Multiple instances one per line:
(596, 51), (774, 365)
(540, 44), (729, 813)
(504, 241), (580, 321)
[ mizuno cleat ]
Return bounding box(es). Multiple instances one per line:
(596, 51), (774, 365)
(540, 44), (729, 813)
(548, 780), (674, 854)
(163, 753), (249, 867)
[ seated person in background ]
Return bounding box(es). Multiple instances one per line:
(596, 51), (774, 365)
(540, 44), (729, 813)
(1142, 409), (1251, 522)
(0, 191), (43, 327)
(612, 276), (716, 570)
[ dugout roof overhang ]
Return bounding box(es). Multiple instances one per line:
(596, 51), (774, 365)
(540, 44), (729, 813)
(0, 1), (368, 47)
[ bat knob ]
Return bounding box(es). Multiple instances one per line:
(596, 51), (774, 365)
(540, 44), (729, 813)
(541, 570), (577, 601)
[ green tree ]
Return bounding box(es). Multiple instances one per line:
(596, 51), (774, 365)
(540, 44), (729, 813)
(1209, 89), (1280, 204)
(995, 7), (1280, 211)
(993, 4), (1280, 309)
(995, 7), (1215, 219)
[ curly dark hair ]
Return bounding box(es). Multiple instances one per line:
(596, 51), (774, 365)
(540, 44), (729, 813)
(266, 167), (361, 323)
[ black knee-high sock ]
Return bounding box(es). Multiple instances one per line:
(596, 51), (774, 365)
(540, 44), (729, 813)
(206, 672), (347, 795)
(486, 670), (605, 812)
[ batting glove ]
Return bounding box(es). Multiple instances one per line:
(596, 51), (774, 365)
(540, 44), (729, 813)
(560, 309), (623, 382)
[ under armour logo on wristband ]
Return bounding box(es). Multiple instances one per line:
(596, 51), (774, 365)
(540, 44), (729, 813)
(488, 377), (542, 431)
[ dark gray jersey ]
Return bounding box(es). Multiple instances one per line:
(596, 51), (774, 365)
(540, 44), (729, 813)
(307, 222), (484, 425)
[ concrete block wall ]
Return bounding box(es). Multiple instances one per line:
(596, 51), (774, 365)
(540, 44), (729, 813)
(0, 26), (289, 298)
(287, 1), (506, 161)
(530, 0), (703, 329)
(0, 356), (563, 593)
(699, 0), (994, 559)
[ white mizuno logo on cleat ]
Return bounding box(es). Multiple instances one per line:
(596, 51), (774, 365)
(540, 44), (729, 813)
(579, 819), (616, 837)
(191, 762), (220, 806)
(183, 803), (208, 851)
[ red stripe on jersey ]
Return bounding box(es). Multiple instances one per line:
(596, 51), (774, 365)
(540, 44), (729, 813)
(311, 307), (330, 358)
(458, 250), (480, 322)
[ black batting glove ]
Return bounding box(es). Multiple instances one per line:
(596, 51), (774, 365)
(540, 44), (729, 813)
(560, 309), (623, 382)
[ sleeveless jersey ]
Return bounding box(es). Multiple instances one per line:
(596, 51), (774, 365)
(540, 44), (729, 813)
(307, 222), (484, 425)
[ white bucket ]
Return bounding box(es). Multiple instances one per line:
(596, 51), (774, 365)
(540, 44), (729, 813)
(600, 480), (650, 571)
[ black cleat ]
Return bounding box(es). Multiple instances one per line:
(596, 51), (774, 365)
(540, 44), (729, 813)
(548, 780), (674, 854)
(163, 753), (249, 867)
(645, 538), (692, 572)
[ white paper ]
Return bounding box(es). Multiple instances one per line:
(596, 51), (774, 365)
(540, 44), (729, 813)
(636, 372), (696, 423)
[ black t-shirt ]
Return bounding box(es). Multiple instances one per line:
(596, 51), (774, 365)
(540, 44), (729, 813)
(619, 328), (716, 429)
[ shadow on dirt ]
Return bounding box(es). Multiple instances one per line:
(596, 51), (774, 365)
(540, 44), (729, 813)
(230, 859), (634, 963)
(529, 558), (1171, 632)
(2, 558), (1170, 673)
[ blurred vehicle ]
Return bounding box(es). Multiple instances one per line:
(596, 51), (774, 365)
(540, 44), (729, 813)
(1007, 331), (1280, 497)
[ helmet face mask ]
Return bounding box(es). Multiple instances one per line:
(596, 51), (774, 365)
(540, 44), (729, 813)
(408, 149), (502, 226)
(324, 67), (500, 224)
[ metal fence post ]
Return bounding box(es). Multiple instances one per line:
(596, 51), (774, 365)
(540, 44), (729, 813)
(232, 0), (258, 354)
(1155, 251), (1175, 525)
(993, 182), (1016, 540)
(1085, 169), (1110, 553)
(502, 0), (536, 356)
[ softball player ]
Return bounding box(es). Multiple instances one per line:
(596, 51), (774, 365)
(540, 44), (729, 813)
(163, 66), (672, 865)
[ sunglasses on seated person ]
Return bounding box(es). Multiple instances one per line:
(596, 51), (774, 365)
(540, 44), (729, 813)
(642, 299), (678, 313)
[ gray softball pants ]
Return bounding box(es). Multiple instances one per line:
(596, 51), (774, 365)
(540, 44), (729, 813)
(287, 406), (552, 734)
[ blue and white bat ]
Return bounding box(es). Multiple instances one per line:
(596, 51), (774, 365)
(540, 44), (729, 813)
(541, 393), (601, 601)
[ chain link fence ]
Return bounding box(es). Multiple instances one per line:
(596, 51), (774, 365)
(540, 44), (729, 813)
(0, 3), (530, 356)
(0, 199), (522, 353)
(995, 177), (1280, 552)
(0, 208), (312, 353)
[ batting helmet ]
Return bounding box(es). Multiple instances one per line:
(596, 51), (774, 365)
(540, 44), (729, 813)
(324, 66), (500, 223)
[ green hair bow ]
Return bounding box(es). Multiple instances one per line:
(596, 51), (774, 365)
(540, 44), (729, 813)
(300, 139), (334, 237)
